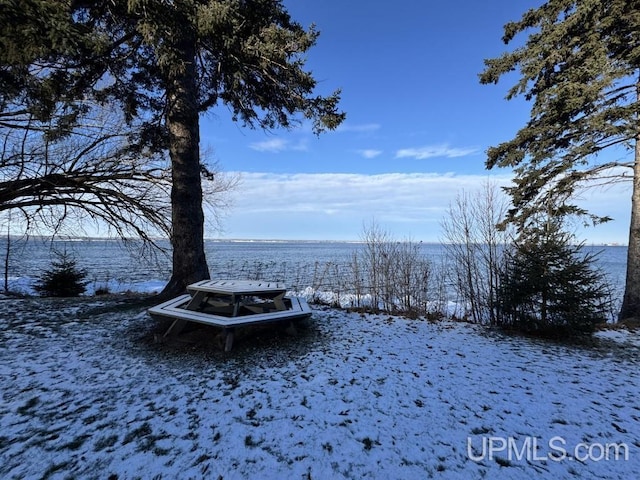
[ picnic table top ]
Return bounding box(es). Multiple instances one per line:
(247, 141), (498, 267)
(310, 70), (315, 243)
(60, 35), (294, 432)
(187, 279), (286, 296)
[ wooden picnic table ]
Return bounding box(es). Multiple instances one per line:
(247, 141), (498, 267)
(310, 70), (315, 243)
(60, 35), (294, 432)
(149, 279), (310, 351)
(185, 279), (287, 316)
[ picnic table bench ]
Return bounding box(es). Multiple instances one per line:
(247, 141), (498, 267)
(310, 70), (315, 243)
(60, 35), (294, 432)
(148, 279), (312, 351)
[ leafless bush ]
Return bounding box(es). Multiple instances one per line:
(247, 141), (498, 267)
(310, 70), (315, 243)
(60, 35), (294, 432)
(441, 181), (513, 323)
(349, 221), (441, 317)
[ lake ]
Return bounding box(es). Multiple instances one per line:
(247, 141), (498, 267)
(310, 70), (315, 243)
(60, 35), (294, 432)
(0, 238), (629, 309)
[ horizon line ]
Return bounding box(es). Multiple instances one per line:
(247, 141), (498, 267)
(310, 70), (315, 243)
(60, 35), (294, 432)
(1, 234), (629, 247)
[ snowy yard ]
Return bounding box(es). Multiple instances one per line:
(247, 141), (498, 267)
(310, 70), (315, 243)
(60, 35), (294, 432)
(1, 296), (639, 479)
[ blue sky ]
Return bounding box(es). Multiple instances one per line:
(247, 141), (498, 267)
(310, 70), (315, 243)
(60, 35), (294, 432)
(200, 0), (632, 243)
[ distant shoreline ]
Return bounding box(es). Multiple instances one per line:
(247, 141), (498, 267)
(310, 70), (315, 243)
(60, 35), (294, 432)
(0, 235), (629, 247)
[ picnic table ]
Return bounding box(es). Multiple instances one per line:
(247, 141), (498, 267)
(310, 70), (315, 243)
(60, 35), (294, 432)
(149, 279), (311, 351)
(186, 279), (287, 316)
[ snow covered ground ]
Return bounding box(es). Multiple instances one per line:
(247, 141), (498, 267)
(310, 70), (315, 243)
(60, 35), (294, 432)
(1, 295), (639, 479)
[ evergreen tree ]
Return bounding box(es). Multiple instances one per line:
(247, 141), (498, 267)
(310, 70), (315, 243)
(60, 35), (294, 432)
(480, 0), (640, 320)
(34, 251), (88, 297)
(0, 1), (345, 296)
(496, 214), (612, 337)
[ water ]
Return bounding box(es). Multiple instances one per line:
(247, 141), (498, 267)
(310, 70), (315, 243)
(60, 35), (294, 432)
(582, 245), (628, 295)
(0, 238), (366, 293)
(0, 238), (629, 306)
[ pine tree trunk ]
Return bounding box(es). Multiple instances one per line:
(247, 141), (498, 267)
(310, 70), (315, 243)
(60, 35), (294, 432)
(161, 34), (210, 297)
(619, 129), (640, 321)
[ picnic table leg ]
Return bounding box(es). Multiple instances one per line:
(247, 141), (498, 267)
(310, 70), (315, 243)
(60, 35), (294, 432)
(185, 291), (207, 310)
(285, 320), (298, 336)
(230, 292), (242, 317)
(224, 328), (235, 352)
(163, 318), (188, 337)
(273, 292), (286, 311)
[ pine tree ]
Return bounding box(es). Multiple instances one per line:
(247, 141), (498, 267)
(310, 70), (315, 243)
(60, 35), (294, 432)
(480, 0), (640, 320)
(1, 1), (345, 296)
(496, 215), (611, 337)
(34, 251), (88, 297)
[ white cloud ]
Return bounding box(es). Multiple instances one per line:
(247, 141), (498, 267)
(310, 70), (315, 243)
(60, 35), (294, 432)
(212, 171), (632, 242)
(291, 139), (309, 152)
(356, 149), (383, 159)
(249, 138), (308, 153)
(218, 171), (510, 240)
(395, 144), (479, 160)
(336, 123), (381, 133)
(249, 138), (288, 153)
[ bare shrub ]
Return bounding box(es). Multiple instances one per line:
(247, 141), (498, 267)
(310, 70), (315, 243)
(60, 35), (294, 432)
(441, 181), (513, 323)
(351, 221), (437, 317)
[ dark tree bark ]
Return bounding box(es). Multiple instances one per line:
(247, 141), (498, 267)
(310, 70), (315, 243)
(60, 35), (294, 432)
(162, 33), (210, 297)
(620, 132), (640, 320)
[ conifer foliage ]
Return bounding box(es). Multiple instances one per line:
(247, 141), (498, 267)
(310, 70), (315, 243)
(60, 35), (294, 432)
(496, 216), (611, 337)
(34, 251), (88, 297)
(480, 0), (640, 320)
(1, 1), (345, 297)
